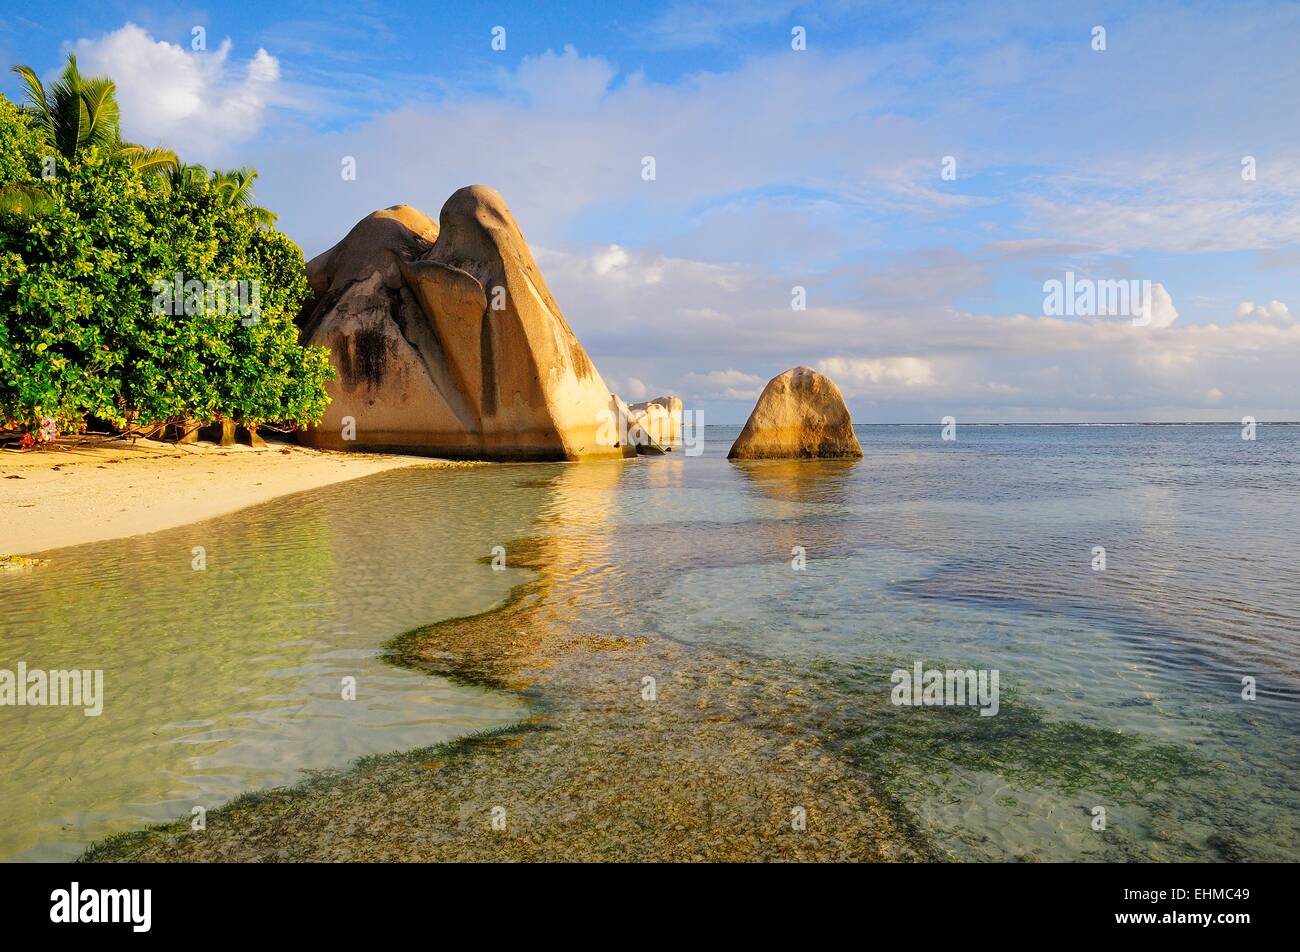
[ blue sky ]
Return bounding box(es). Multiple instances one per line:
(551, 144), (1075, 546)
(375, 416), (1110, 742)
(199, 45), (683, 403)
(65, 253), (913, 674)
(4, 0), (1300, 421)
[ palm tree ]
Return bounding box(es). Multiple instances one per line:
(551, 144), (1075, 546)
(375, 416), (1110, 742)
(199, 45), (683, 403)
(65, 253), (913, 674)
(209, 166), (278, 228)
(10, 54), (177, 174)
(164, 161), (212, 195)
(3, 56), (281, 229)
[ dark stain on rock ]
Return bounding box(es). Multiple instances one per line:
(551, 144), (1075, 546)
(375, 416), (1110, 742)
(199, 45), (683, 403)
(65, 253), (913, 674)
(340, 326), (389, 389)
(480, 310), (497, 417)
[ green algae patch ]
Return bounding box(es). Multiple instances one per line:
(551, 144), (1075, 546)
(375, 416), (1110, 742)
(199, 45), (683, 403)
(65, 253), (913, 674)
(852, 689), (1206, 802)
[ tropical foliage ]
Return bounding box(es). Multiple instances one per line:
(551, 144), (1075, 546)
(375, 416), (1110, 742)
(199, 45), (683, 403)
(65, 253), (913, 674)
(0, 94), (50, 218)
(0, 56), (332, 445)
(10, 54), (178, 182)
(164, 163), (278, 227)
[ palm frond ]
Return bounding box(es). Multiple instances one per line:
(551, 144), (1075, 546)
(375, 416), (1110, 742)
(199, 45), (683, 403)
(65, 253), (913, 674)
(210, 166), (260, 207)
(10, 64), (47, 111)
(249, 205), (278, 228)
(48, 54), (88, 158)
(159, 162), (210, 197)
(0, 183), (55, 218)
(119, 144), (178, 176)
(77, 77), (122, 153)
(10, 64), (55, 144)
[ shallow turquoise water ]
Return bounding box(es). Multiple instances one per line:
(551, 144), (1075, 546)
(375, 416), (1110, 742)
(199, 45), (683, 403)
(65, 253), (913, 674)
(2, 425), (1297, 861)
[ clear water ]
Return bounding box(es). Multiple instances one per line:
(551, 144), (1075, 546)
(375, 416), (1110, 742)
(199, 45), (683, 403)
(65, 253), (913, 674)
(3, 425), (1298, 861)
(0, 470), (539, 860)
(662, 425), (1300, 860)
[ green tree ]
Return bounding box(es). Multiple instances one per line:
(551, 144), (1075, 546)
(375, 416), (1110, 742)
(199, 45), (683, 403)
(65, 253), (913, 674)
(0, 94), (53, 216)
(209, 166), (278, 228)
(163, 161), (213, 195)
(0, 92), (333, 443)
(10, 54), (177, 178)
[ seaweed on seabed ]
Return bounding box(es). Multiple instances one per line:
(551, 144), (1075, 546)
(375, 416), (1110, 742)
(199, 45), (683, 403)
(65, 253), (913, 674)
(879, 701), (1202, 802)
(77, 720), (556, 863)
(806, 657), (1208, 806)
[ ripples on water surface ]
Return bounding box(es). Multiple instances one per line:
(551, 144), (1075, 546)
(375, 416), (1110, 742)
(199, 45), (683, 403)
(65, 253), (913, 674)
(2, 425), (1298, 860)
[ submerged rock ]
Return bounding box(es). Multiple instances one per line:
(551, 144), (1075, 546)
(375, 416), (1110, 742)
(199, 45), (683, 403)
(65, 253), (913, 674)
(299, 188), (631, 461)
(728, 366), (862, 460)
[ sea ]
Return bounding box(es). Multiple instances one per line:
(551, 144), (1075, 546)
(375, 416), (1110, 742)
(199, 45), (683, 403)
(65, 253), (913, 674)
(2, 424), (1297, 861)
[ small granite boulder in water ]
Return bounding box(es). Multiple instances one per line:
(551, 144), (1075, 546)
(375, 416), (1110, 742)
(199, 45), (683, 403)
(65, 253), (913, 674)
(728, 366), (862, 460)
(627, 396), (682, 453)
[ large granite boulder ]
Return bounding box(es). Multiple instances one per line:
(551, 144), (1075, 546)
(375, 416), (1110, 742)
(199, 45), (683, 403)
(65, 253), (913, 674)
(304, 204), (439, 303)
(728, 366), (863, 460)
(299, 187), (631, 461)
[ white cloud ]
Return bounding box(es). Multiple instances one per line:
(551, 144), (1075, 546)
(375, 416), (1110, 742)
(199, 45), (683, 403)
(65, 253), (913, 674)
(684, 369), (766, 401)
(246, 47), (280, 84)
(502, 45), (616, 112)
(816, 356), (936, 392)
(636, 0), (801, 50)
(71, 23), (282, 160)
(524, 233), (1300, 420)
(591, 244), (631, 276)
(254, 46), (950, 257)
(548, 244), (1300, 420)
(1021, 193), (1300, 254)
(1143, 282), (1179, 328)
(1235, 300), (1293, 324)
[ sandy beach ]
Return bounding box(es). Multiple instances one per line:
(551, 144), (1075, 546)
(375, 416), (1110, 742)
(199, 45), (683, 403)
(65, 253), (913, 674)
(0, 438), (440, 556)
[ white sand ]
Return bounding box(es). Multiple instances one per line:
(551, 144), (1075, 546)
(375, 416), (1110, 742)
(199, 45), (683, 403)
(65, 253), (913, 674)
(1, 438), (439, 555)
